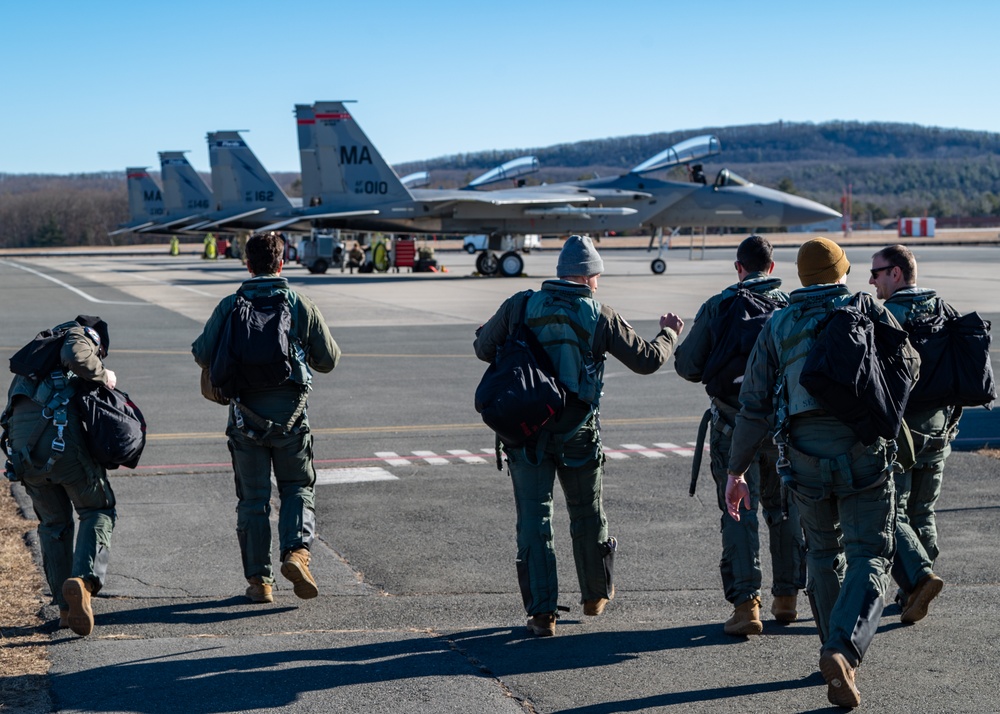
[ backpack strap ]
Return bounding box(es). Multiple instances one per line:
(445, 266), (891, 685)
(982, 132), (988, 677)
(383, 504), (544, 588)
(9, 371), (76, 476)
(232, 391), (309, 440)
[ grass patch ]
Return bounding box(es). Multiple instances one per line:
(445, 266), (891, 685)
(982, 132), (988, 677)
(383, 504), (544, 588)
(0, 484), (51, 714)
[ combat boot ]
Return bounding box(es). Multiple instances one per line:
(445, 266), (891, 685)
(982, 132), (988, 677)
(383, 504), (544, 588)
(819, 650), (860, 709)
(724, 596), (763, 636)
(62, 577), (94, 636)
(584, 585), (615, 616)
(245, 577), (274, 603)
(771, 594), (798, 623)
(526, 612), (556, 637)
(901, 573), (944, 624)
(281, 548), (319, 599)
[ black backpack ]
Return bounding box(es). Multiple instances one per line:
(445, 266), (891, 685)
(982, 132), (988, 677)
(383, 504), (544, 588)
(75, 383), (147, 469)
(9, 323), (76, 379)
(210, 290), (294, 399)
(701, 287), (787, 399)
(800, 293), (915, 446)
(475, 292), (566, 446)
(904, 299), (996, 411)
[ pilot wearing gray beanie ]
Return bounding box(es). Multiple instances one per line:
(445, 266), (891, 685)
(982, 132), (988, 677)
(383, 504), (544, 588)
(557, 235), (604, 278)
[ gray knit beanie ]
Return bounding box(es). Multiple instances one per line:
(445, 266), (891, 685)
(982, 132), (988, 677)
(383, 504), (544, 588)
(557, 235), (604, 278)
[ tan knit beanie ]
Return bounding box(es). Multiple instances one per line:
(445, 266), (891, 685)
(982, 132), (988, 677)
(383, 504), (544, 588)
(797, 237), (850, 286)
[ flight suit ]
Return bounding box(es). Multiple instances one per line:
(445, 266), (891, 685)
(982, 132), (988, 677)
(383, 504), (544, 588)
(674, 273), (805, 609)
(192, 275), (340, 585)
(729, 283), (919, 666)
(5, 326), (117, 609)
(475, 280), (677, 616)
(883, 287), (957, 594)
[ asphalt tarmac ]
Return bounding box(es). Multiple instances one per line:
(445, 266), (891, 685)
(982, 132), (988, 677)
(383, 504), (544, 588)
(2, 244), (998, 713)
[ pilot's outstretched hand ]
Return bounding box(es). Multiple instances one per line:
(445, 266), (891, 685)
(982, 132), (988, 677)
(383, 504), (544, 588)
(659, 313), (684, 336)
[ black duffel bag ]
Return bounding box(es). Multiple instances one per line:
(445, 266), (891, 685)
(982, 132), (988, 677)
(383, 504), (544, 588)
(75, 383), (147, 469)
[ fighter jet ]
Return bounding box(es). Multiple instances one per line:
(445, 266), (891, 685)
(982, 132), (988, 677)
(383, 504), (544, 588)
(175, 131), (304, 233)
(268, 101), (660, 275)
(109, 167), (165, 235)
(132, 151), (215, 234)
(493, 134), (841, 272)
(281, 101), (838, 276)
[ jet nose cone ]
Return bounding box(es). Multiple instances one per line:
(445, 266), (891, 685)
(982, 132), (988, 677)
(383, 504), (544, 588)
(783, 194), (842, 225)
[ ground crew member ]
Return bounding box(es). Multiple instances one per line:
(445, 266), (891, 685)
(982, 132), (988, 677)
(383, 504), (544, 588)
(169, 236), (180, 256)
(2, 317), (117, 636)
(474, 235), (684, 637)
(869, 244), (948, 622)
(674, 235), (805, 635)
(203, 233), (217, 260)
(725, 237), (919, 709)
(192, 232), (340, 604)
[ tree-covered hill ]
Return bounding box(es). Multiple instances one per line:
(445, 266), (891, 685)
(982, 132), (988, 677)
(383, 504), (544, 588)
(2, 121), (999, 247)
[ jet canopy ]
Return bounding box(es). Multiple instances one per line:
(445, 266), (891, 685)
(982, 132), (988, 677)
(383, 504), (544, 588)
(630, 135), (722, 174)
(466, 155), (540, 188)
(401, 171), (431, 188)
(713, 168), (752, 188)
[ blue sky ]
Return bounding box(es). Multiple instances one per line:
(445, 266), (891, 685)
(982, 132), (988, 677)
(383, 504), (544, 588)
(1, 0), (996, 175)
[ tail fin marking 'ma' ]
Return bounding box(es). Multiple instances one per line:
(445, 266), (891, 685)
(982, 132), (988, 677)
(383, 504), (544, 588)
(311, 101), (412, 209)
(125, 167), (165, 223)
(207, 130), (293, 213)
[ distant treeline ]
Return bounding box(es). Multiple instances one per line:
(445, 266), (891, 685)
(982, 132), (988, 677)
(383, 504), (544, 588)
(3, 121), (1000, 248)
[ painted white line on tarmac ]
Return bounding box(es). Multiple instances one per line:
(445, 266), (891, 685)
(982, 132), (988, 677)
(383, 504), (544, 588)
(448, 449), (488, 464)
(375, 451), (412, 466)
(620, 443), (668, 459)
(315, 467), (399, 484)
(412, 450), (450, 465)
(2, 260), (147, 305)
(654, 442), (695, 457)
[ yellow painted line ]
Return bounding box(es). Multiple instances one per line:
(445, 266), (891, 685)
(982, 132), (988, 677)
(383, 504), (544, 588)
(145, 416), (701, 441)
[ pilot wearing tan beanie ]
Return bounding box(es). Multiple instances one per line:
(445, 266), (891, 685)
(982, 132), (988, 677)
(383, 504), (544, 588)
(797, 237), (850, 286)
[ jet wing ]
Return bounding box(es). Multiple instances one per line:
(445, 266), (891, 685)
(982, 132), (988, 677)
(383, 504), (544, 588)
(136, 214), (206, 233)
(258, 209), (381, 233)
(195, 207), (269, 229)
(411, 187), (598, 209)
(108, 221), (156, 236)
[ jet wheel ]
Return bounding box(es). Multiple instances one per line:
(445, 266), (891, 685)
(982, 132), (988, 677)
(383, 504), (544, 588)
(651, 258), (667, 275)
(498, 251), (524, 277)
(476, 251), (500, 276)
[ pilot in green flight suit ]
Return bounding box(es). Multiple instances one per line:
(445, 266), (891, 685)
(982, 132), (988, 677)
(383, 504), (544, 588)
(726, 238), (919, 709)
(474, 235), (684, 637)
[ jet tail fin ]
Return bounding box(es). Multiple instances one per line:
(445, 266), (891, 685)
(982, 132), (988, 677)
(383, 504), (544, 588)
(159, 151), (213, 216)
(311, 101), (412, 208)
(207, 130), (293, 214)
(124, 167), (165, 225)
(295, 104), (322, 207)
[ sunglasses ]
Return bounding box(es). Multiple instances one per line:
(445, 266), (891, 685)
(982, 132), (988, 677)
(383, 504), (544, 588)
(870, 265), (894, 278)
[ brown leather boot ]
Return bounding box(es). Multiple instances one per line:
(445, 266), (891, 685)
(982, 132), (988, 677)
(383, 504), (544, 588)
(584, 584), (615, 616)
(724, 596), (763, 636)
(245, 576), (274, 603)
(771, 594), (799, 623)
(62, 577), (94, 636)
(901, 573), (944, 623)
(526, 612), (556, 637)
(280, 548), (319, 599)
(819, 650), (861, 708)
